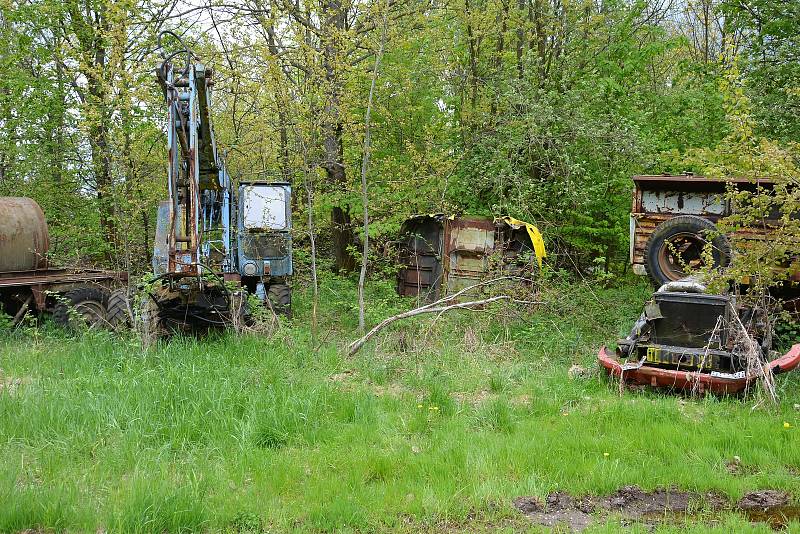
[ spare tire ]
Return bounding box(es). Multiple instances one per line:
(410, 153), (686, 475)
(644, 215), (731, 287)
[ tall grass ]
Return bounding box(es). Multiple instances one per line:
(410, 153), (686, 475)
(1, 275), (798, 532)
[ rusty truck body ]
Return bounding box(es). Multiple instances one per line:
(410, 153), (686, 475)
(629, 174), (787, 287)
(599, 278), (800, 394)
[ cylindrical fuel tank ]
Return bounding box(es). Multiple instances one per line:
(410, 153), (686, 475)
(0, 197), (50, 271)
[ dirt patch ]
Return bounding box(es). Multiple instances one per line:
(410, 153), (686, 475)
(0, 375), (33, 397)
(510, 394), (530, 406)
(568, 364), (592, 379)
(452, 390), (492, 406)
(515, 485), (796, 531)
(738, 490), (791, 510)
(579, 485), (696, 518)
(513, 492), (593, 532)
(328, 369), (357, 382)
(513, 485), (703, 527)
(370, 381), (409, 398)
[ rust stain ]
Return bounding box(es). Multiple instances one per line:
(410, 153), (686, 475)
(397, 215), (538, 300)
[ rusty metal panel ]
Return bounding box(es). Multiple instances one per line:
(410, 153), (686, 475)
(0, 197), (49, 272)
(0, 269), (127, 289)
(396, 215), (444, 300)
(448, 220), (495, 252)
(445, 218), (496, 294)
(634, 174), (775, 185)
(641, 190), (726, 216)
(397, 215), (538, 299)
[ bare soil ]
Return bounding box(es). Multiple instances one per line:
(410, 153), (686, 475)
(513, 492), (593, 531)
(514, 485), (795, 531)
(738, 490), (791, 510)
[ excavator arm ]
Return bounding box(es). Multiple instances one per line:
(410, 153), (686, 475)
(155, 31), (232, 277)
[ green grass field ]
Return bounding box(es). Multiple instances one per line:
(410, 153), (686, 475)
(1, 276), (799, 532)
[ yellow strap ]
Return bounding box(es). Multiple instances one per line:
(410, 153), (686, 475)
(500, 216), (547, 268)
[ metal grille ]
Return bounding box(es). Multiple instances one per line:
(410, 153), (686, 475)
(241, 234), (287, 259)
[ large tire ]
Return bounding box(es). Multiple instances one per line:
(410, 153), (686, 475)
(645, 215), (731, 287)
(52, 287), (108, 331)
(106, 288), (133, 331)
(140, 294), (165, 344)
(267, 283), (292, 318)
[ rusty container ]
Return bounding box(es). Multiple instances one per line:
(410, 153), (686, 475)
(0, 197), (50, 271)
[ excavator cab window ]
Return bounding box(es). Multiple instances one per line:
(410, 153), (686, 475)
(242, 185), (288, 230)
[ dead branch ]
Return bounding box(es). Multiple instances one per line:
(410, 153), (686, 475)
(418, 275), (532, 311)
(730, 301), (778, 404)
(347, 275), (536, 356)
(348, 295), (519, 356)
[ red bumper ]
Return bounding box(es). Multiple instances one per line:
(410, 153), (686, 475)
(598, 344), (800, 394)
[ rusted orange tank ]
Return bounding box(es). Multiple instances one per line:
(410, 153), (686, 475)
(0, 197), (49, 271)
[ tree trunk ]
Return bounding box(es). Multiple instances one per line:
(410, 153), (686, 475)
(87, 81), (115, 249)
(322, 0), (356, 272)
(70, 1), (116, 253)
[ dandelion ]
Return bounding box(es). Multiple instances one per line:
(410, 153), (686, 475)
(417, 404), (423, 409)
(562, 412), (569, 416)
(784, 422), (791, 429)
(603, 452), (610, 457)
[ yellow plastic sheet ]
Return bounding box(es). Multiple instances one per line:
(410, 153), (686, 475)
(499, 216), (546, 268)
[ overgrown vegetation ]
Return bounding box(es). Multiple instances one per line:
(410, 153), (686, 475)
(1, 0), (797, 277)
(2, 277), (800, 532)
(2, 0), (800, 531)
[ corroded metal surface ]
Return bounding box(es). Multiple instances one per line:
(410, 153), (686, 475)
(0, 197), (49, 272)
(0, 268), (127, 312)
(599, 344), (800, 394)
(630, 175), (782, 270)
(445, 218), (495, 293)
(396, 215), (538, 299)
(396, 215), (445, 299)
(0, 268), (127, 288)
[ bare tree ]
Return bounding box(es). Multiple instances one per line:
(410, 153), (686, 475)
(357, 1), (389, 332)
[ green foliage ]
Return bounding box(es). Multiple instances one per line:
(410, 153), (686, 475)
(722, 0), (800, 142)
(4, 0), (781, 276)
(775, 318), (800, 354)
(2, 277), (800, 532)
(670, 62), (800, 293)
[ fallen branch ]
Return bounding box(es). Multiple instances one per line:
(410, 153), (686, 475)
(415, 275), (532, 312)
(348, 294), (538, 356)
(347, 275), (536, 356)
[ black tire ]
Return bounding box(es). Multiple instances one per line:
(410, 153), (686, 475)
(267, 283), (292, 318)
(645, 215), (731, 287)
(140, 294), (165, 342)
(106, 288), (133, 330)
(52, 287), (108, 331)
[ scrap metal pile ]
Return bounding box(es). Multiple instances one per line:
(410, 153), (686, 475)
(599, 279), (800, 394)
(395, 214), (545, 301)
